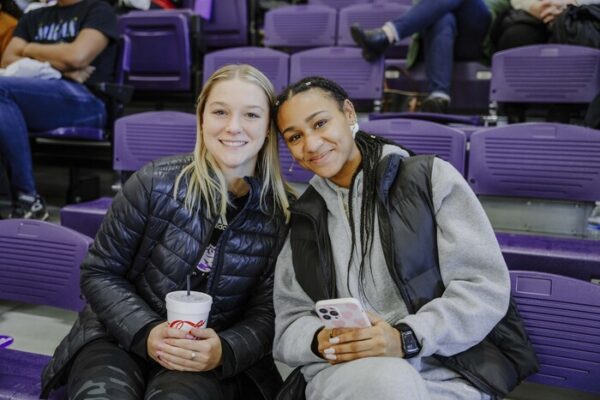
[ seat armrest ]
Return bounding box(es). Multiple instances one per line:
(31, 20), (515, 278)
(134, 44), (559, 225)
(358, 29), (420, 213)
(92, 82), (134, 105)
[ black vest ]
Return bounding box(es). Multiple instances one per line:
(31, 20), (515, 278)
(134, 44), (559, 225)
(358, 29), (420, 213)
(289, 154), (538, 398)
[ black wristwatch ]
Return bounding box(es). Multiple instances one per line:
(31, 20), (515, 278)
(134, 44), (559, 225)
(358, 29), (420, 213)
(396, 323), (421, 359)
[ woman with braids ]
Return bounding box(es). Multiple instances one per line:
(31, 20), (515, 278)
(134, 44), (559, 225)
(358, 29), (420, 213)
(272, 77), (538, 400)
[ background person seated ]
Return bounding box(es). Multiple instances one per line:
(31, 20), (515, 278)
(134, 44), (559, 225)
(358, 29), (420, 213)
(0, 0), (117, 219)
(350, 0), (511, 113)
(495, 0), (600, 51)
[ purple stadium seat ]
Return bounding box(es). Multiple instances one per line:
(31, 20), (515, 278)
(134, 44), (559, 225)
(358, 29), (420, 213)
(510, 270), (600, 394)
(180, 0), (212, 19)
(0, 220), (92, 398)
(308, 0), (368, 9)
(278, 139), (314, 184)
(368, 112), (484, 140)
(60, 112), (196, 240)
(490, 44), (600, 104)
(203, 0), (247, 47)
(202, 47), (290, 93)
(0, 349), (65, 400)
(337, 2), (410, 53)
(385, 59), (491, 113)
(290, 47), (384, 101)
(498, 233), (600, 283)
(263, 5), (336, 49)
(118, 10), (193, 91)
(0, 219), (91, 311)
(360, 118), (467, 174)
(113, 111), (197, 173)
(60, 197), (113, 239)
(468, 123), (600, 202)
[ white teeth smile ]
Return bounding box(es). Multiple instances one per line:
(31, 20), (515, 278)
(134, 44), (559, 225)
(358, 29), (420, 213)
(220, 140), (247, 147)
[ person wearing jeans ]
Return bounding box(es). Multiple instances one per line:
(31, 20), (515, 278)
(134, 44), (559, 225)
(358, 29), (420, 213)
(351, 0), (509, 113)
(0, 0), (117, 219)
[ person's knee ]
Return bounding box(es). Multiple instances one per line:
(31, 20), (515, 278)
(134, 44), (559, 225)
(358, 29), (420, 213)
(67, 340), (145, 400)
(429, 0), (464, 12)
(145, 371), (224, 400)
(428, 13), (457, 37)
(328, 358), (428, 399)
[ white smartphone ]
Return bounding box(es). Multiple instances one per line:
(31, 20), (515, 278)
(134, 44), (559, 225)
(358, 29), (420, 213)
(315, 298), (371, 329)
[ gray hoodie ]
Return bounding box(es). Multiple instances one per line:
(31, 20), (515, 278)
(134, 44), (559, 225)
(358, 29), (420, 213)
(273, 145), (510, 387)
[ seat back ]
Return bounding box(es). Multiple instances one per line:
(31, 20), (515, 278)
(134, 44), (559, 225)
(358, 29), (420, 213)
(264, 5), (336, 48)
(337, 2), (409, 46)
(113, 111), (197, 173)
(180, 0), (212, 19)
(308, 0), (368, 9)
(0, 219), (92, 312)
(118, 10), (192, 91)
(468, 123), (600, 202)
(360, 118), (467, 174)
(498, 233), (600, 282)
(510, 270), (600, 394)
(468, 123), (600, 236)
(203, 47), (290, 93)
(490, 44), (600, 104)
(290, 47), (384, 101)
(203, 0), (248, 47)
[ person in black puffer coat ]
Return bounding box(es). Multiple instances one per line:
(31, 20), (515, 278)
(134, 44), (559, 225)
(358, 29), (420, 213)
(40, 64), (293, 400)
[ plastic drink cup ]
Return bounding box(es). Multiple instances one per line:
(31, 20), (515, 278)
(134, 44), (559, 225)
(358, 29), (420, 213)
(166, 291), (212, 331)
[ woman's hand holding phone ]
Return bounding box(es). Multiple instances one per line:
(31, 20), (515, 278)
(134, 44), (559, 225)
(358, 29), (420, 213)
(315, 302), (404, 364)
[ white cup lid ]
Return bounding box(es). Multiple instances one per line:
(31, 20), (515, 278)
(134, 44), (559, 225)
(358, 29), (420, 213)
(166, 291), (212, 314)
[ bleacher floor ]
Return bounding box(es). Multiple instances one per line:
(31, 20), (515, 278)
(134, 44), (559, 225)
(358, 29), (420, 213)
(1, 164), (598, 400)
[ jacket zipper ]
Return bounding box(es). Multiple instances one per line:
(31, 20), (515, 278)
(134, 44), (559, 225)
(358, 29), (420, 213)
(207, 188), (253, 298)
(180, 216), (218, 291)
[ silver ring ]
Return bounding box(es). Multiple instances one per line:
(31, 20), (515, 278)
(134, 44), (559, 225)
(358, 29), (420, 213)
(190, 351), (196, 360)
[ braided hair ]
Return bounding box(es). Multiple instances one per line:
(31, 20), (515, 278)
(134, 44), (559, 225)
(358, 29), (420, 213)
(275, 76), (394, 301)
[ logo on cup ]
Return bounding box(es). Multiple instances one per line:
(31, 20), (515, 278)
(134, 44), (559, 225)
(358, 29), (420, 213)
(0, 335), (14, 348)
(168, 319), (206, 330)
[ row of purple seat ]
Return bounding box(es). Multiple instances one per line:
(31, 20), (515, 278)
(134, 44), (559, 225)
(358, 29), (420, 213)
(385, 44), (600, 113)
(1, 218), (599, 397)
(58, 113), (600, 284)
(263, 2), (411, 51)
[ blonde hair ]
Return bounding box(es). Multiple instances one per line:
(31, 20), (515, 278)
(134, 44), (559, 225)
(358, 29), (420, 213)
(174, 64), (291, 221)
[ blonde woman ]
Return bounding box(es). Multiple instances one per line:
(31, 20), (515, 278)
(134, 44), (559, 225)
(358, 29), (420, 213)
(41, 64), (292, 400)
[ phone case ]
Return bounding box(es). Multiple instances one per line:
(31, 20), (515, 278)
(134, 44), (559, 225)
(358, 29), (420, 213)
(315, 298), (371, 329)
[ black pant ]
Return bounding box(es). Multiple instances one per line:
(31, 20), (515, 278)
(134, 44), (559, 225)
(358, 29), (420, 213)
(67, 339), (240, 400)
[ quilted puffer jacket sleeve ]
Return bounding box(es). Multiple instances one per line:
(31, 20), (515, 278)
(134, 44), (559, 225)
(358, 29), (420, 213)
(218, 236), (285, 379)
(80, 162), (163, 350)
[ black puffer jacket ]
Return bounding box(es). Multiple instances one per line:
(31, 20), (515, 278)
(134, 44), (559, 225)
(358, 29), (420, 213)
(41, 154), (289, 399)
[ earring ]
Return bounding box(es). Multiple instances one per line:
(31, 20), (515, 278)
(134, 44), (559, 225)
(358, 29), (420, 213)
(288, 160), (295, 173)
(350, 120), (359, 137)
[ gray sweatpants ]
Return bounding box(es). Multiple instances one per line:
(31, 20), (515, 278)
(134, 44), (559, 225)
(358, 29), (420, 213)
(305, 357), (491, 400)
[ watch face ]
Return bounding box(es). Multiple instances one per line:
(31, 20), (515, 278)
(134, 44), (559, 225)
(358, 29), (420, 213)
(402, 330), (420, 356)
